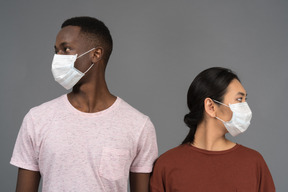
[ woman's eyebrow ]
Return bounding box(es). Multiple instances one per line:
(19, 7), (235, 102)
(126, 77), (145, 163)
(236, 92), (247, 96)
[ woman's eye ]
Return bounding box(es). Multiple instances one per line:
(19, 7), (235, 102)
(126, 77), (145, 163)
(236, 98), (243, 102)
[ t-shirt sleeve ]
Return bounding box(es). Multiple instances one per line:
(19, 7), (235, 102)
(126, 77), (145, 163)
(130, 118), (158, 173)
(258, 154), (275, 192)
(10, 111), (39, 171)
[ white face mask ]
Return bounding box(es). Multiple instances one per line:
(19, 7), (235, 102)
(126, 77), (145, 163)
(51, 48), (95, 90)
(213, 100), (252, 137)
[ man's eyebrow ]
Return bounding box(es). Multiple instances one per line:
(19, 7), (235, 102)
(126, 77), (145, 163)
(54, 42), (69, 49)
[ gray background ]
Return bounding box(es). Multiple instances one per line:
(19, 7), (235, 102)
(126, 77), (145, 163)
(1, 0), (287, 191)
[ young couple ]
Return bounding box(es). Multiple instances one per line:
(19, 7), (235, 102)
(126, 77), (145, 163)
(11, 16), (275, 192)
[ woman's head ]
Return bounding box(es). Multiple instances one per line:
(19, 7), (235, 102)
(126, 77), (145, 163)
(182, 67), (240, 144)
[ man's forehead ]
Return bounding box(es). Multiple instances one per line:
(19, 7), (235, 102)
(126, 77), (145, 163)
(56, 26), (82, 42)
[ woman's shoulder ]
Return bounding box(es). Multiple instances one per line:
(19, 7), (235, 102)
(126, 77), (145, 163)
(155, 144), (190, 165)
(236, 144), (266, 162)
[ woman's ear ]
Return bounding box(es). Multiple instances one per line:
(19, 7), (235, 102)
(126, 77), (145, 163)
(204, 98), (216, 118)
(91, 47), (103, 63)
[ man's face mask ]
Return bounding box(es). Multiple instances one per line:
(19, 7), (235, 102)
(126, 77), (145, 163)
(213, 99), (252, 137)
(51, 48), (95, 90)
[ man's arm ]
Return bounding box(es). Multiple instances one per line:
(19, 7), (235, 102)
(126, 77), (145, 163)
(129, 172), (150, 192)
(16, 168), (41, 192)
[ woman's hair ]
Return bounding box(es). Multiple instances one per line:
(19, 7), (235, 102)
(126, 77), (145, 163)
(182, 67), (240, 144)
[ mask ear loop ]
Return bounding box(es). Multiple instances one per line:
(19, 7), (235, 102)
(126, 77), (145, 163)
(212, 99), (230, 123)
(83, 63), (94, 74)
(212, 99), (230, 107)
(77, 48), (96, 74)
(215, 116), (225, 123)
(77, 48), (96, 58)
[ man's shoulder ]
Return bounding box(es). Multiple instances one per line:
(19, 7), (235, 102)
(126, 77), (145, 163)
(29, 94), (65, 116)
(117, 97), (149, 120)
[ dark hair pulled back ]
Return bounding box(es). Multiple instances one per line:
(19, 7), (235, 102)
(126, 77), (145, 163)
(182, 67), (240, 144)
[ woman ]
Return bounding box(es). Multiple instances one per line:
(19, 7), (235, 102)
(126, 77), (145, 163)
(150, 67), (275, 192)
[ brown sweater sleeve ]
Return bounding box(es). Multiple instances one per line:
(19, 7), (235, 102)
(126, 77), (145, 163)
(258, 154), (275, 192)
(150, 158), (165, 192)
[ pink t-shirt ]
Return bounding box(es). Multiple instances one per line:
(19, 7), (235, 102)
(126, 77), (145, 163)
(10, 95), (158, 192)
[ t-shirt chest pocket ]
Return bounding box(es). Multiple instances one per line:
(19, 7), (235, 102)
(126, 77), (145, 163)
(99, 147), (130, 181)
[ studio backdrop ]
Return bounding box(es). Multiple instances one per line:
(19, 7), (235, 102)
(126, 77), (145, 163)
(1, 0), (287, 191)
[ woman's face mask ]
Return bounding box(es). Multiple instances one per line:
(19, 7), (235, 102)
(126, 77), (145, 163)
(213, 100), (252, 137)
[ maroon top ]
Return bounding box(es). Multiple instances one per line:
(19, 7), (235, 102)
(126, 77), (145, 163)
(150, 144), (275, 192)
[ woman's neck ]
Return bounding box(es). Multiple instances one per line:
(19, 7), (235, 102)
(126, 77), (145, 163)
(192, 119), (236, 151)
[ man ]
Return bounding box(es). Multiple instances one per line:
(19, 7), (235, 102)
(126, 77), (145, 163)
(10, 16), (158, 192)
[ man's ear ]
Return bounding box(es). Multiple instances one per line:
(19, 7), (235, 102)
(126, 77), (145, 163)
(91, 47), (103, 63)
(204, 98), (216, 118)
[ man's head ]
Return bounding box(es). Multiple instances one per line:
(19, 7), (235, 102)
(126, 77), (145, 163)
(61, 16), (113, 63)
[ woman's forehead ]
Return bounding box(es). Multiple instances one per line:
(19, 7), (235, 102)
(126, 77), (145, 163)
(225, 79), (246, 96)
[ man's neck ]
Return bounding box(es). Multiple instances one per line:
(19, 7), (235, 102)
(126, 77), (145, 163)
(67, 80), (116, 113)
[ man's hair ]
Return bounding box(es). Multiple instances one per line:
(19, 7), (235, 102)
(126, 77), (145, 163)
(61, 16), (113, 63)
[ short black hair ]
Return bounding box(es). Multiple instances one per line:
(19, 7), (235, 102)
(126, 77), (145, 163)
(182, 67), (240, 144)
(61, 16), (113, 63)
